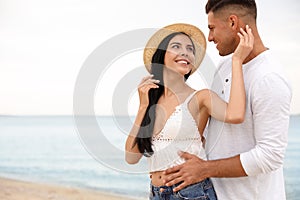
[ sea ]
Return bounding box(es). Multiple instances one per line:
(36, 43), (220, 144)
(0, 115), (299, 199)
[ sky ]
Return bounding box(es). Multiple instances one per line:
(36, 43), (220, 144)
(0, 0), (299, 115)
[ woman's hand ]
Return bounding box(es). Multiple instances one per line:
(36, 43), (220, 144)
(233, 25), (254, 63)
(138, 74), (159, 108)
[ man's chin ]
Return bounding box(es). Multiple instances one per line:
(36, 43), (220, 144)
(219, 51), (231, 57)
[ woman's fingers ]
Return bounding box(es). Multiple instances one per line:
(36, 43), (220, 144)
(139, 83), (159, 92)
(138, 75), (160, 106)
(139, 75), (160, 88)
(138, 76), (159, 96)
(239, 28), (248, 45)
(238, 25), (254, 47)
(233, 24), (254, 62)
(247, 26), (254, 47)
(139, 80), (160, 90)
(140, 74), (158, 84)
(140, 74), (154, 82)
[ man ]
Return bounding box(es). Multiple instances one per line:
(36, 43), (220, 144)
(163, 0), (292, 199)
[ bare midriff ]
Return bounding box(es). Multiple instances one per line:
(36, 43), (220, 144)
(150, 171), (167, 186)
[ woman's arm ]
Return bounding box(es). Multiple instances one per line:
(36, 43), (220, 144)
(125, 75), (159, 164)
(197, 107), (210, 146)
(125, 106), (147, 164)
(201, 25), (254, 123)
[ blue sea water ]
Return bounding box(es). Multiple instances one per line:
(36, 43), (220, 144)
(0, 115), (299, 199)
(0, 116), (149, 199)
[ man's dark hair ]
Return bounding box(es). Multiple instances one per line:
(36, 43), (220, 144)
(205, 0), (257, 20)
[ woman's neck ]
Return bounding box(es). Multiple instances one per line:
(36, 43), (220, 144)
(162, 70), (189, 97)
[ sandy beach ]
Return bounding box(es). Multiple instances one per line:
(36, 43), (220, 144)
(0, 177), (141, 200)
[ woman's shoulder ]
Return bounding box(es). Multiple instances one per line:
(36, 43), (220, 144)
(195, 89), (210, 97)
(194, 89), (211, 106)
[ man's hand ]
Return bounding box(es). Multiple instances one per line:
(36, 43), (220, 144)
(163, 151), (209, 192)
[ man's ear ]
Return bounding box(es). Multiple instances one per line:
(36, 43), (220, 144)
(229, 15), (238, 30)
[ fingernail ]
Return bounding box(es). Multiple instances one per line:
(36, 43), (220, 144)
(177, 150), (183, 155)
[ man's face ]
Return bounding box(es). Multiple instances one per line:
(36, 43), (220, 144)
(207, 11), (238, 56)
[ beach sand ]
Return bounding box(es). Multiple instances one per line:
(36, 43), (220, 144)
(0, 177), (141, 200)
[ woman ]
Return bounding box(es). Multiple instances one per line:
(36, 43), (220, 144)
(125, 23), (253, 199)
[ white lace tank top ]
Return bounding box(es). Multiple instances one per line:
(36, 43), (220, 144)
(148, 91), (207, 172)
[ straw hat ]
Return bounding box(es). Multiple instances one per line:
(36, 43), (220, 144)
(143, 23), (206, 74)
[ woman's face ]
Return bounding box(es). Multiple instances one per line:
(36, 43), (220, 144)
(164, 34), (195, 76)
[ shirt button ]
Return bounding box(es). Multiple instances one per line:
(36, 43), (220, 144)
(222, 90), (224, 94)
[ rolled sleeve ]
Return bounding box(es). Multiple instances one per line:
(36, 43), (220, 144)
(240, 73), (292, 176)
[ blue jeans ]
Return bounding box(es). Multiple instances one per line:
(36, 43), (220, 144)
(149, 178), (217, 200)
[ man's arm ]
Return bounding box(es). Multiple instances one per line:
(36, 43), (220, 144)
(163, 152), (246, 192)
(164, 73), (292, 192)
(240, 73), (291, 175)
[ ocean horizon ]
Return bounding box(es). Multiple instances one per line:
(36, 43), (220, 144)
(0, 115), (299, 199)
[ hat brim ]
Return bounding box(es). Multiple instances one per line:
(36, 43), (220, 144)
(143, 23), (206, 74)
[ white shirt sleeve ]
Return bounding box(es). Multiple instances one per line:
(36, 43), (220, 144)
(240, 73), (292, 176)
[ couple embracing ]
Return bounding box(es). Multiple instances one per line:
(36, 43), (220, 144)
(125, 1), (292, 199)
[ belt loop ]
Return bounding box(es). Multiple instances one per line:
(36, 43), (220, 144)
(150, 183), (155, 196)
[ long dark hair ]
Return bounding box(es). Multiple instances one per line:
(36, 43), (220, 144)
(134, 32), (193, 157)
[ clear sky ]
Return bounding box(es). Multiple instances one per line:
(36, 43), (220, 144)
(0, 0), (299, 115)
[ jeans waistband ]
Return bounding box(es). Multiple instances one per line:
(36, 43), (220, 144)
(150, 178), (212, 195)
(150, 182), (181, 195)
(150, 179), (216, 200)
